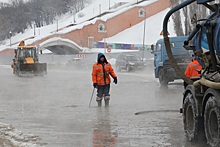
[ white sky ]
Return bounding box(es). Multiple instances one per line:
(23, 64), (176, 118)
(0, 0), (176, 51)
(0, 0), (8, 2)
(0, 0), (29, 3)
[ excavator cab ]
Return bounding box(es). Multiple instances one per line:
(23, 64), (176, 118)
(17, 46), (37, 63)
(12, 41), (47, 76)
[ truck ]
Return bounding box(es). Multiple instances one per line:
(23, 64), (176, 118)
(11, 41), (47, 76)
(163, 0), (220, 146)
(153, 36), (192, 86)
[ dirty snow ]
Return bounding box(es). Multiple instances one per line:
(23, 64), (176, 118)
(0, 122), (44, 147)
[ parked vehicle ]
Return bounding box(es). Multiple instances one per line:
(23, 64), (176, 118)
(66, 58), (93, 70)
(115, 54), (146, 72)
(66, 58), (82, 66)
(153, 36), (192, 86)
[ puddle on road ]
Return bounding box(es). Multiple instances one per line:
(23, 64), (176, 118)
(64, 105), (78, 108)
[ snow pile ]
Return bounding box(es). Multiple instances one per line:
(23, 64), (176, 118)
(0, 122), (44, 147)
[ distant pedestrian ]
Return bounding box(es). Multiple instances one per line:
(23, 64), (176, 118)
(92, 53), (117, 106)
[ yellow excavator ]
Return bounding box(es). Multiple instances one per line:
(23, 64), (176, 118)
(11, 41), (47, 76)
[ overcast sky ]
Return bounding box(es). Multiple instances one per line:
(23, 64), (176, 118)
(0, 0), (29, 3)
(0, 0), (8, 2)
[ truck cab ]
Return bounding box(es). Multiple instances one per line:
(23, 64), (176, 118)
(154, 36), (192, 85)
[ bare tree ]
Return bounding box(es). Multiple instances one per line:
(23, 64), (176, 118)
(169, 0), (210, 36)
(0, 0), (92, 41)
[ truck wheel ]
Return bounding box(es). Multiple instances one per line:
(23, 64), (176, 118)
(183, 91), (203, 141)
(204, 92), (220, 147)
(116, 65), (121, 72)
(159, 69), (168, 86)
(126, 65), (130, 72)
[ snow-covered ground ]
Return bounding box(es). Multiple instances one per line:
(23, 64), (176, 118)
(0, 0), (175, 53)
(105, 8), (175, 45)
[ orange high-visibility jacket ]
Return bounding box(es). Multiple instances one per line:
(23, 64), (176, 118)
(185, 60), (202, 78)
(92, 62), (117, 86)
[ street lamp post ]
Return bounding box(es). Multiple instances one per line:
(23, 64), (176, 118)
(109, 0), (110, 10)
(72, 10), (76, 24)
(9, 31), (12, 47)
(142, 19), (146, 61)
(34, 24), (36, 36)
(56, 19), (58, 32)
(101, 31), (107, 53)
(104, 31), (107, 53)
(142, 10), (146, 61)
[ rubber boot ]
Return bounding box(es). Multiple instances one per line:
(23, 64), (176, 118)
(97, 100), (102, 107)
(104, 96), (110, 107)
(104, 99), (109, 107)
(96, 96), (102, 107)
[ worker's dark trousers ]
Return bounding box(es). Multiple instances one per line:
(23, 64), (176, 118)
(97, 84), (110, 98)
(184, 81), (188, 89)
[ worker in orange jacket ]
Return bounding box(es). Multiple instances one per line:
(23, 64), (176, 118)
(184, 54), (202, 88)
(92, 53), (117, 106)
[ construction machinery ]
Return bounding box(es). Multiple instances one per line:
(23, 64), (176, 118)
(11, 41), (47, 76)
(163, 0), (220, 146)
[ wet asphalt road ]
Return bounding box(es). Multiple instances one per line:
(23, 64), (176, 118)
(0, 64), (208, 147)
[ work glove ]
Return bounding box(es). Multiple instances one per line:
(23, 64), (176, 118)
(93, 83), (97, 88)
(113, 77), (117, 84)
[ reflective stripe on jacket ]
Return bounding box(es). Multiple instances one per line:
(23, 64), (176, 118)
(185, 60), (202, 78)
(92, 62), (117, 86)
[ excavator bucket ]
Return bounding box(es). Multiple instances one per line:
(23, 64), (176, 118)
(19, 63), (47, 75)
